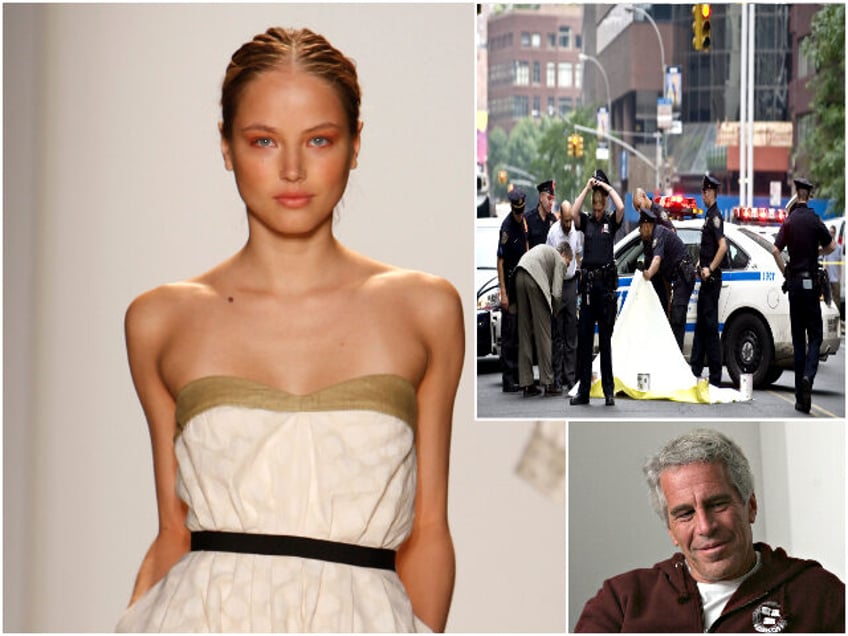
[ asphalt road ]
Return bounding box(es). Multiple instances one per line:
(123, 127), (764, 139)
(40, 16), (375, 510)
(476, 334), (845, 420)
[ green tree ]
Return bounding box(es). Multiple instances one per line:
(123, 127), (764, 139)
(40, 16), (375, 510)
(487, 126), (509, 201)
(533, 106), (606, 205)
(802, 4), (844, 212)
(487, 118), (542, 201)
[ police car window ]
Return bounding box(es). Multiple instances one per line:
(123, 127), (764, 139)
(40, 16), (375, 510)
(615, 238), (644, 275)
(677, 228), (701, 264)
(724, 239), (750, 270)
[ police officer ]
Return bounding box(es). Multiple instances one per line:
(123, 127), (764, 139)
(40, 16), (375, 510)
(525, 180), (557, 248)
(771, 177), (836, 413)
(634, 187), (675, 314)
(569, 169), (625, 406)
(638, 207), (695, 350)
(690, 174), (726, 387)
(497, 187), (530, 392)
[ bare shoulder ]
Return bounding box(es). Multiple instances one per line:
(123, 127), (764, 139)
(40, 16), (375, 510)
(369, 265), (462, 318)
(124, 279), (216, 351)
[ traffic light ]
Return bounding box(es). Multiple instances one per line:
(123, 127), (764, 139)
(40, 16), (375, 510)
(574, 135), (584, 158)
(497, 169), (508, 185)
(692, 4), (711, 51)
(567, 135), (575, 157)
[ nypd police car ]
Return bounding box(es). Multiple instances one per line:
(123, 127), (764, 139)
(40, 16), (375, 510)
(613, 219), (841, 388)
(476, 216), (502, 358)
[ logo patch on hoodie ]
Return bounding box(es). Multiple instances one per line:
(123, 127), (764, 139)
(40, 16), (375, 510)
(752, 601), (787, 633)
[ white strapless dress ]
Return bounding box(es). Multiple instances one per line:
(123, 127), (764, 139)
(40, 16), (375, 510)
(115, 374), (430, 632)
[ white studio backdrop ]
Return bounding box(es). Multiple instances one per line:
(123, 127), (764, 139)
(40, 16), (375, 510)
(567, 420), (846, 631)
(4, 3), (565, 632)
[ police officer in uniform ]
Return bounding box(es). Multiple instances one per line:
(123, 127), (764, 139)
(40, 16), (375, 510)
(771, 177), (836, 413)
(569, 169), (625, 406)
(638, 207), (695, 350)
(525, 180), (557, 248)
(497, 187), (530, 392)
(690, 174), (726, 387)
(634, 187), (675, 314)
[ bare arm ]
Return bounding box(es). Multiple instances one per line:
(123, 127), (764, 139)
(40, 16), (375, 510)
(396, 277), (463, 632)
(702, 236), (728, 279)
(644, 255), (662, 281)
(771, 244), (786, 276)
(497, 256), (509, 309)
(571, 179), (593, 230)
(607, 185), (625, 225)
(123, 290), (190, 606)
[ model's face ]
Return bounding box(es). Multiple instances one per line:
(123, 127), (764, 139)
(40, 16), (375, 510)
(661, 462), (757, 583)
(539, 191), (554, 214)
(702, 188), (716, 208)
(221, 68), (360, 237)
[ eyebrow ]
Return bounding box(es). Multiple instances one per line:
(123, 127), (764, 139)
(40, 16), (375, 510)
(239, 122), (343, 135)
(669, 494), (734, 518)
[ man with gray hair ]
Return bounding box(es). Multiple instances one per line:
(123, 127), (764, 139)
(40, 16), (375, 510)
(575, 428), (845, 632)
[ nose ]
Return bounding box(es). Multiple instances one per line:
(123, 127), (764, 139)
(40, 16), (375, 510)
(280, 146), (304, 182)
(694, 506), (717, 536)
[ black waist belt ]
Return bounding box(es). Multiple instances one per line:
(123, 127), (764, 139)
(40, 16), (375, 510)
(190, 531), (396, 571)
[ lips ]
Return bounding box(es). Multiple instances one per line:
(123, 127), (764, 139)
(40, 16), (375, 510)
(696, 541), (729, 558)
(273, 192), (313, 208)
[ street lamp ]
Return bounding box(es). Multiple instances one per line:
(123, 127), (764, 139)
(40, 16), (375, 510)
(624, 4), (666, 85)
(624, 4), (667, 192)
(578, 53), (612, 136)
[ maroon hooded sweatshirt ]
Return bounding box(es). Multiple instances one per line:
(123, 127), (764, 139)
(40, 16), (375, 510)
(575, 543), (844, 632)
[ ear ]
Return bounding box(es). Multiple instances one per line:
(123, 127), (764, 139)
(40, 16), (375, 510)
(350, 121), (363, 170)
(666, 525), (679, 547)
(747, 493), (758, 524)
(219, 122), (233, 172)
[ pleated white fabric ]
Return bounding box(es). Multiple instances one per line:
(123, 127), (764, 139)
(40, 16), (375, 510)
(116, 374), (430, 633)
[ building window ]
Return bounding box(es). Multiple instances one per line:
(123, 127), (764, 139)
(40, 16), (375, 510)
(531, 32), (541, 48)
(559, 26), (571, 48)
(513, 95), (529, 118)
(548, 33), (556, 48)
(575, 63), (582, 89)
(514, 60), (530, 86)
(547, 62), (556, 87)
(798, 37), (813, 78)
(548, 97), (555, 116)
(558, 62), (573, 88)
(559, 97), (573, 116)
(521, 31), (531, 48)
(532, 95), (541, 117)
(532, 61), (541, 85)
(575, 34), (582, 50)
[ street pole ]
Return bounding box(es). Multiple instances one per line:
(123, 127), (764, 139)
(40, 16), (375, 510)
(626, 5), (667, 194)
(578, 53), (612, 127)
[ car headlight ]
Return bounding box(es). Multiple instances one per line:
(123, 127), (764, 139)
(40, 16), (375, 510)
(477, 289), (501, 311)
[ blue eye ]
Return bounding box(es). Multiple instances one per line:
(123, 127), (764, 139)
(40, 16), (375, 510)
(253, 137), (274, 148)
(309, 136), (331, 147)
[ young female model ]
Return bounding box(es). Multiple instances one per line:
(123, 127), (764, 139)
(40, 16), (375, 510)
(116, 27), (463, 632)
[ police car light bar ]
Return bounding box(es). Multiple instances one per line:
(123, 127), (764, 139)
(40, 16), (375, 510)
(732, 206), (787, 224)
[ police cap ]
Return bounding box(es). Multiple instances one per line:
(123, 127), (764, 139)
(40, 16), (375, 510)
(793, 176), (814, 193)
(508, 187), (527, 210)
(536, 180), (555, 195)
(639, 207), (657, 224)
(591, 169), (610, 192)
(702, 174), (720, 191)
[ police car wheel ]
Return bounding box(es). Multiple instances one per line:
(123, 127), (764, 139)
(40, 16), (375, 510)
(763, 365), (783, 386)
(723, 313), (774, 389)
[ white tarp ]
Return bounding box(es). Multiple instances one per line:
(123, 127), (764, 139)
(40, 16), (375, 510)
(576, 271), (749, 403)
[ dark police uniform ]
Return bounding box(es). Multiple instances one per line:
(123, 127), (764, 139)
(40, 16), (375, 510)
(498, 189), (530, 391)
(643, 215), (695, 349)
(773, 177), (834, 412)
(573, 172), (621, 404)
(643, 200), (676, 314)
(525, 180), (557, 248)
(690, 175), (725, 386)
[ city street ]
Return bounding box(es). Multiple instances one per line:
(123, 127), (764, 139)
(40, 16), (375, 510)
(476, 335), (845, 419)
